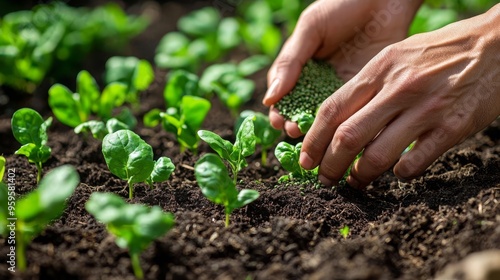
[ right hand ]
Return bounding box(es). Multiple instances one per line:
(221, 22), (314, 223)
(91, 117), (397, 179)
(262, 0), (423, 137)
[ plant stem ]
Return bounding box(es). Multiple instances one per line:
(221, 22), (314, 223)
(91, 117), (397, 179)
(225, 213), (230, 227)
(17, 230), (27, 272)
(130, 253), (144, 279)
(261, 149), (267, 167)
(35, 162), (42, 183)
(129, 182), (134, 199)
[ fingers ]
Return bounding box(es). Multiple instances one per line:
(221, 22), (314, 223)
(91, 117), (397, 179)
(269, 106), (304, 138)
(299, 70), (379, 172)
(262, 8), (322, 106)
(393, 128), (460, 180)
(346, 111), (428, 189)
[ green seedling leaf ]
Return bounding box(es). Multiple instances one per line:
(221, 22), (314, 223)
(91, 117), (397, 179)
(104, 56), (154, 104)
(86, 192), (174, 279)
(232, 115), (256, 159)
(212, 79), (255, 116)
(236, 110), (281, 165)
(340, 225), (350, 239)
(294, 112), (315, 134)
(98, 82), (128, 120)
(48, 84), (83, 127)
(275, 141), (319, 187)
(102, 130), (154, 185)
(74, 118), (129, 140)
(198, 130), (234, 160)
(11, 108), (52, 182)
(199, 63), (238, 93)
(164, 69), (200, 108)
(237, 55), (271, 77)
(15, 165), (79, 271)
(195, 153), (259, 227)
(198, 115), (256, 184)
(15, 144), (51, 165)
(102, 130), (174, 198)
(77, 70), (100, 115)
(155, 95), (211, 153)
(217, 17), (241, 50)
(143, 109), (162, 127)
(74, 120), (107, 140)
(177, 7), (220, 37)
(275, 141), (302, 176)
(11, 108), (48, 146)
(114, 108), (137, 130)
(149, 157), (175, 184)
(155, 32), (193, 70)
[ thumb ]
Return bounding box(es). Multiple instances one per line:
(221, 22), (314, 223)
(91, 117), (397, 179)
(262, 11), (321, 106)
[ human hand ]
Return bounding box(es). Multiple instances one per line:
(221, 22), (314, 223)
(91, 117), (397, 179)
(300, 4), (500, 188)
(262, 0), (423, 137)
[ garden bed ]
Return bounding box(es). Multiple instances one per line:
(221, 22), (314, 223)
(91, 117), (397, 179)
(0, 1), (499, 279)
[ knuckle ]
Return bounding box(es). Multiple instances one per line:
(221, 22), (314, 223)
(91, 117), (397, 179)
(334, 123), (363, 151)
(317, 97), (344, 126)
(362, 149), (394, 172)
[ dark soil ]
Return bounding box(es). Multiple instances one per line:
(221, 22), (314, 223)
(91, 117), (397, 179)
(0, 1), (499, 280)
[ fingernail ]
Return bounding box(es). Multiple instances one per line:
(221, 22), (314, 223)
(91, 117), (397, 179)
(318, 175), (333, 187)
(300, 152), (314, 170)
(263, 78), (280, 106)
(346, 176), (360, 189)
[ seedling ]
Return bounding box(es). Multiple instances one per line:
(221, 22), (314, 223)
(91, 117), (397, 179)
(339, 225), (350, 239)
(104, 56), (154, 106)
(195, 153), (259, 227)
(0, 2), (147, 93)
(145, 95), (211, 154)
(235, 110), (281, 166)
(74, 118), (129, 140)
(198, 115), (256, 185)
(85, 192), (174, 279)
(11, 108), (52, 182)
(274, 141), (320, 187)
(144, 70), (211, 153)
(155, 7), (241, 71)
(0, 165), (79, 271)
(200, 55), (270, 116)
(49, 70), (134, 127)
(102, 130), (175, 198)
(238, 1), (282, 57)
(275, 60), (344, 133)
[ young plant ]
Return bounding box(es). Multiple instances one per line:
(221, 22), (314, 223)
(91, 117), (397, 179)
(340, 225), (350, 239)
(74, 118), (129, 140)
(235, 110), (281, 166)
(102, 130), (175, 199)
(274, 141), (320, 187)
(0, 2), (147, 93)
(0, 165), (79, 271)
(199, 55), (270, 116)
(195, 153), (259, 227)
(154, 7), (241, 71)
(238, 0), (283, 57)
(49, 70), (134, 127)
(275, 60), (344, 133)
(144, 71), (211, 154)
(198, 115), (256, 185)
(11, 108), (52, 182)
(104, 56), (154, 106)
(85, 192), (174, 279)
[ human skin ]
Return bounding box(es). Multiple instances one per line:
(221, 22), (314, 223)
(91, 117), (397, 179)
(263, 0), (500, 188)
